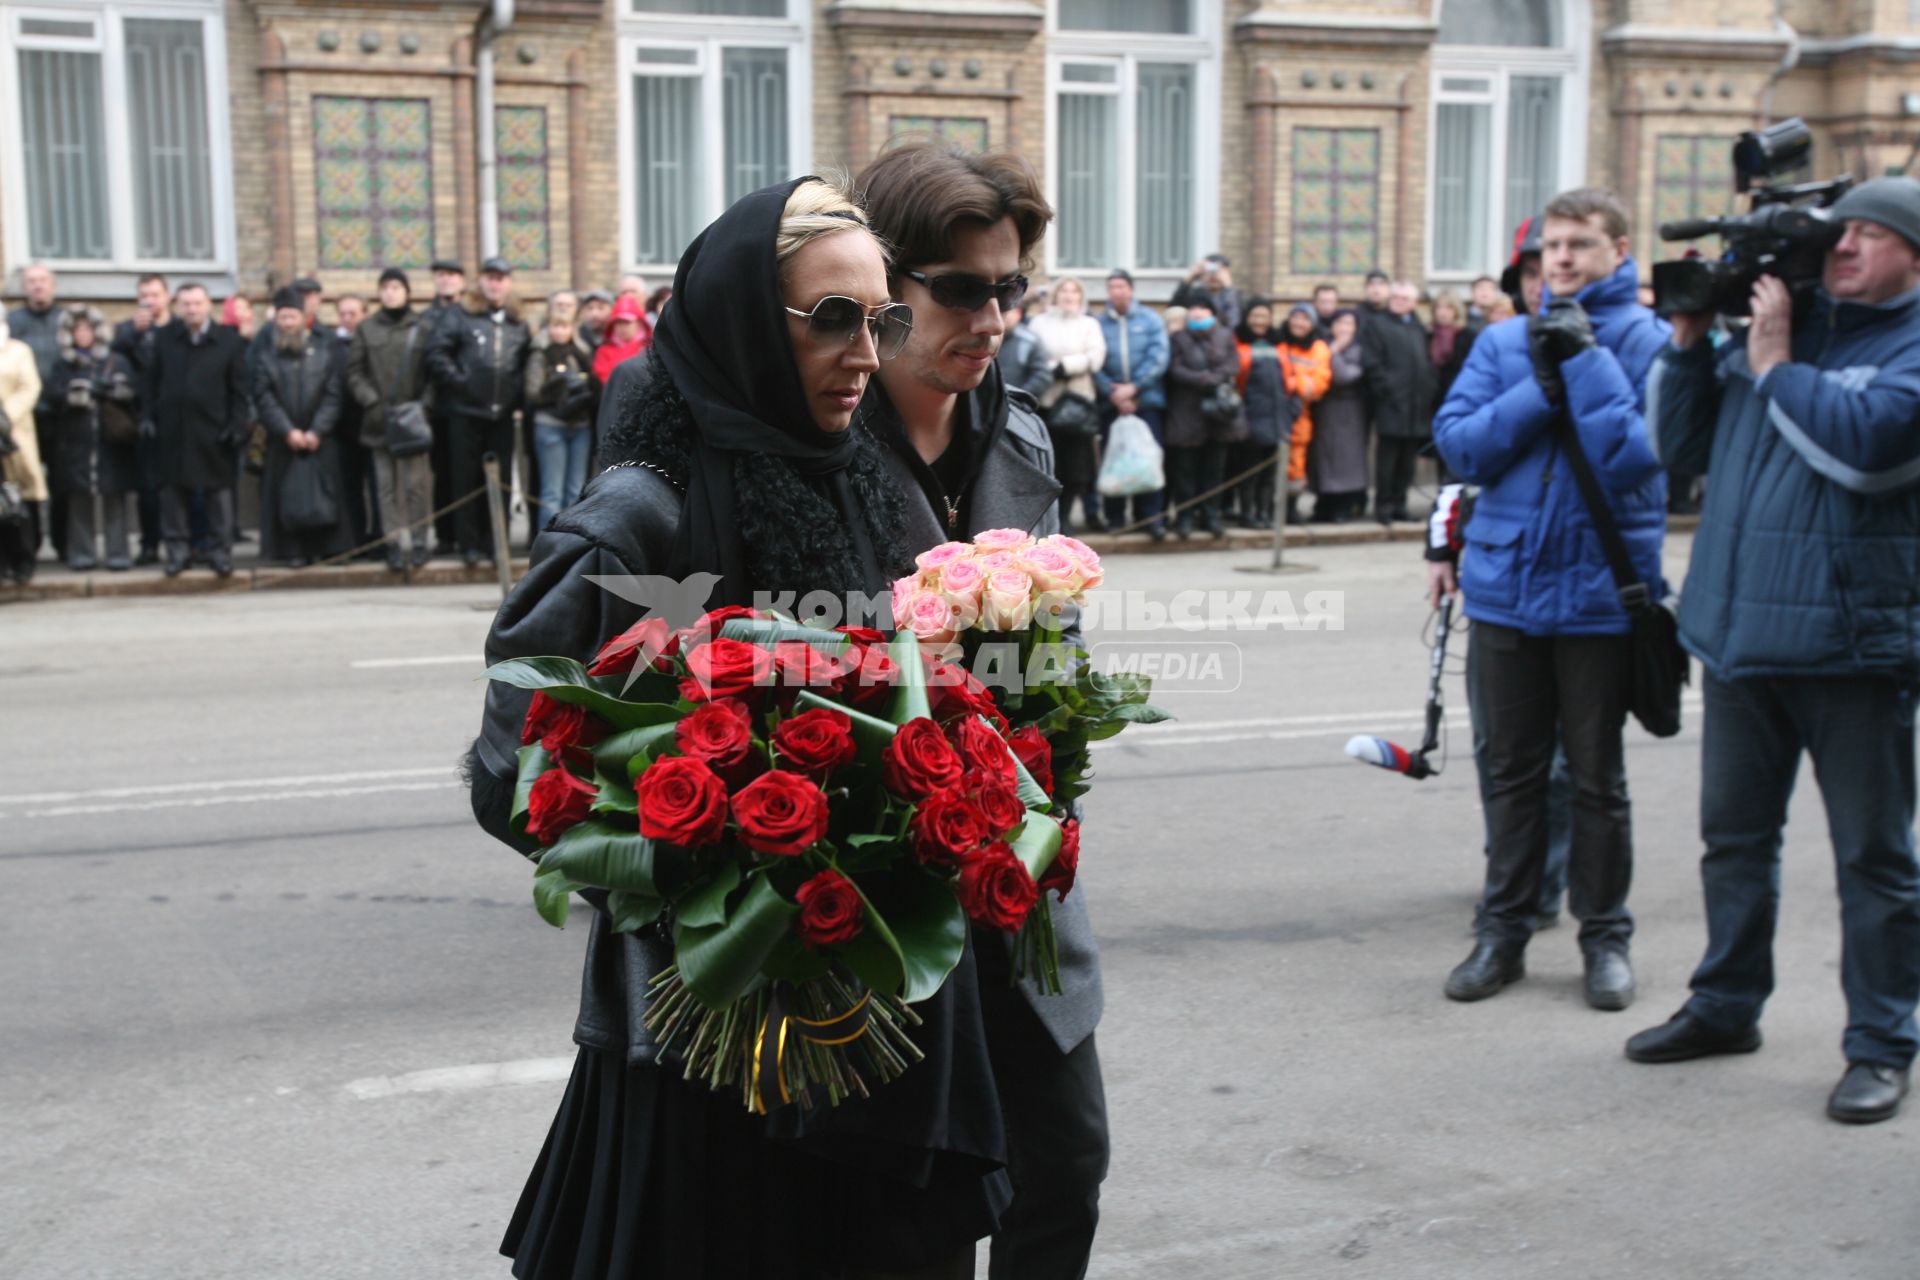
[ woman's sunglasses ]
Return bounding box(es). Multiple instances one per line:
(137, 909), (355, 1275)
(784, 296), (915, 360)
(901, 271), (1030, 314)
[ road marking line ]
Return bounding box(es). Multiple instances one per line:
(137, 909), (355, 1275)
(20, 781), (459, 819)
(0, 766), (454, 806)
(342, 1056), (575, 1100)
(349, 654), (483, 669)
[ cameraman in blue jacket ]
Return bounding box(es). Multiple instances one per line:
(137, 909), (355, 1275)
(1432, 188), (1670, 1011)
(1626, 177), (1920, 1126)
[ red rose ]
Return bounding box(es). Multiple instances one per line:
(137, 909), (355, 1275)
(586, 616), (679, 676)
(795, 868), (865, 948)
(771, 640), (850, 690)
(881, 718), (965, 799)
(909, 786), (991, 871)
(973, 779), (1026, 836)
(832, 644), (899, 711)
(731, 770), (830, 856)
(522, 692), (608, 767)
(773, 707), (857, 778)
(1006, 725), (1054, 796)
(677, 605), (764, 646)
(1040, 816), (1079, 900)
(524, 768), (597, 845)
(636, 755), (729, 846)
(676, 699), (756, 770)
(951, 715), (1016, 787)
(679, 637), (775, 703)
(836, 626), (887, 645)
(958, 841), (1038, 932)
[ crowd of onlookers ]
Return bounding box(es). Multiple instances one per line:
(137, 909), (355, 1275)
(1000, 253), (1552, 540)
(0, 220), (1642, 585)
(0, 259), (670, 584)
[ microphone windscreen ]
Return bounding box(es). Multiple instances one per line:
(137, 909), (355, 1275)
(1344, 735), (1414, 773)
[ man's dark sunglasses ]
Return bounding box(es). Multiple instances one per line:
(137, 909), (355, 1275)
(783, 295), (915, 359)
(901, 270), (1029, 313)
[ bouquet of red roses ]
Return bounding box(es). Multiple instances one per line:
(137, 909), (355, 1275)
(486, 608), (1071, 1115)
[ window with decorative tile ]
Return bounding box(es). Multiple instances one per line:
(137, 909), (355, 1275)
(496, 105), (552, 270)
(1651, 134), (1735, 259)
(1291, 128), (1381, 277)
(313, 96), (435, 271)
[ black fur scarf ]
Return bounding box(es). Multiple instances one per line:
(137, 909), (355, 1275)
(596, 364), (914, 602)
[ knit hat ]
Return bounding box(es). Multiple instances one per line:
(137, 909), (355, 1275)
(378, 267), (412, 293)
(271, 285), (303, 314)
(1107, 267), (1134, 285)
(1828, 176), (1920, 252)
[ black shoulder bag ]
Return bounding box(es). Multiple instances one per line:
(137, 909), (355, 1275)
(1554, 415), (1688, 737)
(378, 325), (433, 458)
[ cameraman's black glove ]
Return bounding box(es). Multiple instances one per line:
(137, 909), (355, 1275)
(1526, 299), (1595, 405)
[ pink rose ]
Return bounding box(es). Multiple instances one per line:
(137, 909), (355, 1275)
(980, 568), (1034, 631)
(938, 557), (988, 620)
(972, 528), (1033, 553)
(1043, 534), (1103, 590)
(915, 541), (974, 574)
(1016, 542), (1082, 594)
(899, 588), (960, 646)
(974, 550), (1017, 573)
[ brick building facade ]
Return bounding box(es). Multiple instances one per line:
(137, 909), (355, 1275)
(3, 0), (1919, 312)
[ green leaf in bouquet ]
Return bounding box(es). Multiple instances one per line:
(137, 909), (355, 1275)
(540, 821), (661, 895)
(1083, 718), (1130, 743)
(844, 833), (899, 849)
(592, 768), (640, 816)
(846, 870), (968, 1004)
(483, 656), (683, 730)
(758, 928), (835, 985)
(1008, 812), (1063, 884)
(607, 890), (665, 934)
(883, 629), (931, 726)
(1103, 702), (1174, 726)
(718, 617), (853, 653)
(531, 864), (584, 929)
(510, 743), (553, 837)
(675, 861), (742, 929)
(592, 722), (681, 779)
(674, 873), (800, 1008)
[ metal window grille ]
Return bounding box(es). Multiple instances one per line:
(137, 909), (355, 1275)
(125, 19), (215, 261)
(1055, 91), (1118, 269)
(721, 47), (787, 206)
(1437, 0), (1559, 47)
(18, 47), (111, 260)
(1058, 0), (1191, 34)
(1134, 63), (1193, 270)
(633, 74), (705, 265)
(1504, 76), (1560, 238)
(1432, 101), (1493, 273)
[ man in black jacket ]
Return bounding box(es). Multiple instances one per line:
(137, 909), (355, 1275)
(425, 258), (468, 555)
(143, 283), (248, 577)
(424, 256), (530, 567)
(1363, 280), (1436, 523)
(857, 142), (1110, 1280)
(113, 273), (173, 563)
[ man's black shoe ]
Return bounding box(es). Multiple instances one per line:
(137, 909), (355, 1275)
(163, 554), (185, 578)
(288, 556), (311, 570)
(1625, 1010), (1762, 1063)
(1584, 949), (1635, 1011)
(1444, 941), (1525, 1002)
(385, 549), (405, 573)
(1147, 522), (1167, 543)
(462, 549), (482, 569)
(211, 556), (234, 580)
(1827, 1062), (1909, 1125)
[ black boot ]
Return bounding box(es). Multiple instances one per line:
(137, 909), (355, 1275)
(1583, 949), (1635, 1011)
(1444, 940), (1526, 1002)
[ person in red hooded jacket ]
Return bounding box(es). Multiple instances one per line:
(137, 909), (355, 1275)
(591, 294), (651, 386)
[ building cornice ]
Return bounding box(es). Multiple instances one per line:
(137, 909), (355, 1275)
(1600, 23), (1792, 63)
(1794, 33), (1920, 67)
(1234, 11), (1436, 49)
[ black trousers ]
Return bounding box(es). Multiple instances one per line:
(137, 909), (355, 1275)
(1469, 620), (1635, 954)
(1166, 442), (1226, 526)
(975, 935), (1108, 1280)
(447, 412), (515, 555)
(160, 485), (234, 560)
(1373, 435), (1423, 519)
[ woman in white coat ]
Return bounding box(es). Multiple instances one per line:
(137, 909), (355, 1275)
(1026, 276), (1107, 533)
(0, 322), (47, 585)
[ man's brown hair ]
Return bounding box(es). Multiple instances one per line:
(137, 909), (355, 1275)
(1543, 187), (1631, 242)
(855, 144), (1053, 272)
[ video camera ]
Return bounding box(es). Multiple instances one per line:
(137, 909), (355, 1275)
(1653, 118), (1853, 317)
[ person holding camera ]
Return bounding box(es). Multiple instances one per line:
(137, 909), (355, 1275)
(1172, 254), (1245, 331)
(1431, 187), (1670, 1010)
(49, 307), (140, 571)
(1626, 176), (1920, 1125)
(349, 269), (435, 572)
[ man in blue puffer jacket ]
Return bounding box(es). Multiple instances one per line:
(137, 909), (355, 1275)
(1625, 177), (1920, 1126)
(1433, 188), (1670, 1011)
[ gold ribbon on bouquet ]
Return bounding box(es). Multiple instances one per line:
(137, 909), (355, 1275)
(750, 983), (874, 1114)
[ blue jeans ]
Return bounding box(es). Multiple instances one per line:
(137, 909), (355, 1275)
(532, 420), (590, 531)
(1685, 671), (1920, 1068)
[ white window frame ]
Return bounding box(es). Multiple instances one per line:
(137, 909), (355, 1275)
(616, 1), (811, 272)
(0, 0), (236, 277)
(1425, 0), (1589, 284)
(1044, 0), (1219, 290)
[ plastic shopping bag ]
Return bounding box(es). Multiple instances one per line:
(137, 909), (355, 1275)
(1096, 413), (1165, 497)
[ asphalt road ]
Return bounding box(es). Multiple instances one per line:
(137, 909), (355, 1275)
(4, 533), (1916, 1279)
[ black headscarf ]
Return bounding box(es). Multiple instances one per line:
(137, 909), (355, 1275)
(649, 176), (884, 607)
